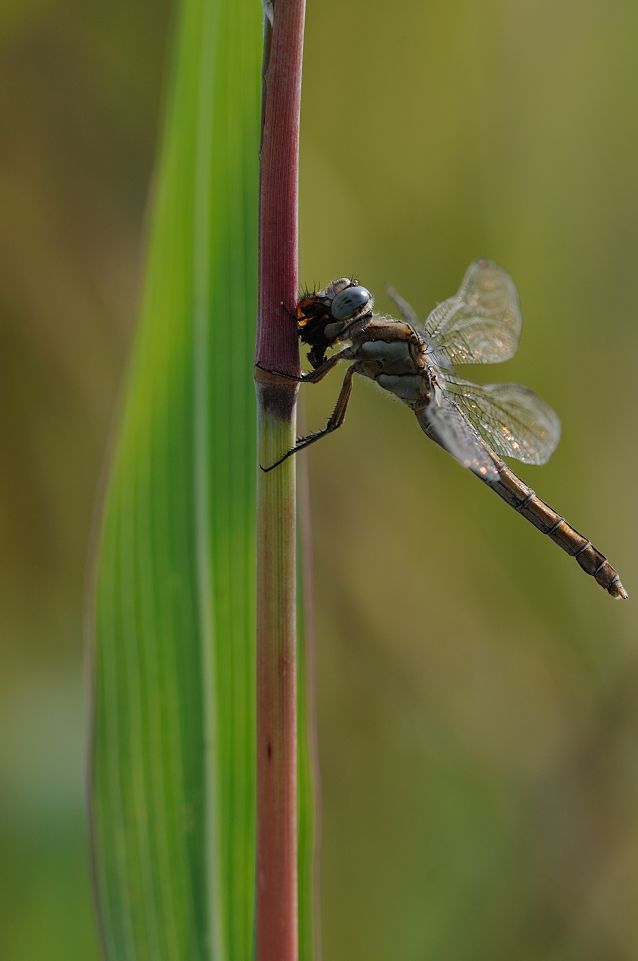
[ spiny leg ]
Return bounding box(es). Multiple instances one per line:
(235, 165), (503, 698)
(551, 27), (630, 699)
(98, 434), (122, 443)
(260, 365), (355, 472)
(255, 353), (343, 385)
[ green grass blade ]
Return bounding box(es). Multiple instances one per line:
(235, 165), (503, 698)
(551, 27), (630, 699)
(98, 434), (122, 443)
(89, 1), (263, 958)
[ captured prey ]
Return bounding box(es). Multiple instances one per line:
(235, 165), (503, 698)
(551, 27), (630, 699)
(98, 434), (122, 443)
(257, 261), (627, 599)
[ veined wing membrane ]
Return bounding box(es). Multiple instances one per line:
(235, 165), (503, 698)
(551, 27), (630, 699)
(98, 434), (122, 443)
(424, 260), (522, 366)
(415, 393), (501, 482)
(442, 377), (561, 465)
(385, 285), (420, 327)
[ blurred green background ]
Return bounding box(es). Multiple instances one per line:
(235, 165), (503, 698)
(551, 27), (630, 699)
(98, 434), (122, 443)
(2, 1), (637, 959)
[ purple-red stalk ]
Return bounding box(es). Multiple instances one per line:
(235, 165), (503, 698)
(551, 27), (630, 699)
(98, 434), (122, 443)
(255, 2), (306, 960)
(256, 0), (305, 379)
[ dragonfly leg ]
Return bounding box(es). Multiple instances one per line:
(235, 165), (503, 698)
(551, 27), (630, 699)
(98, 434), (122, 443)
(255, 353), (342, 385)
(260, 365), (355, 472)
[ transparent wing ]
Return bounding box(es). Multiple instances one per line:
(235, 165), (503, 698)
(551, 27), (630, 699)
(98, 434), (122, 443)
(442, 376), (560, 464)
(385, 285), (420, 327)
(423, 260), (522, 365)
(414, 393), (501, 482)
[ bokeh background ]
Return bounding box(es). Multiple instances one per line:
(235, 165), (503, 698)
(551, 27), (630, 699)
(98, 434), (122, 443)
(2, 1), (637, 959)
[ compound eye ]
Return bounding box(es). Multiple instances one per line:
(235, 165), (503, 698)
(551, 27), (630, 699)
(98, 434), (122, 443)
(330, 285), (372, 321)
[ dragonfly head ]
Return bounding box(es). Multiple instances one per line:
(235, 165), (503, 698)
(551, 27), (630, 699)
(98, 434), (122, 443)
(296, 278), (373, 368)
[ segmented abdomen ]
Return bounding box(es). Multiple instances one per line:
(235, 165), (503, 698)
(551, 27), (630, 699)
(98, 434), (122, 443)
(483, 460), (627, 599)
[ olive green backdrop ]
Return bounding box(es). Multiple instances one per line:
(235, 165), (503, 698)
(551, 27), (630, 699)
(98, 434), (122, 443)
(1, 2), (636, 959)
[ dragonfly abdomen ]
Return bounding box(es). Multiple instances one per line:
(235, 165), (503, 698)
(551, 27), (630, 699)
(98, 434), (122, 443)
(482, 461), (628, 599)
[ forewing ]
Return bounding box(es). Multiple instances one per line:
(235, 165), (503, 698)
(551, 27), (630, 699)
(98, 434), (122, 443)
(385, 285), (420, 327)
(424, 260), (522, 365)
(415, 393), (501, 482)
(443, 377), (560, 464)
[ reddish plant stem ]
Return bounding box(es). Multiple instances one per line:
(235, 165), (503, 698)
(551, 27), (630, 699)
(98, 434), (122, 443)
(256, 0), (305, 376)
(255, 2), (306, 961)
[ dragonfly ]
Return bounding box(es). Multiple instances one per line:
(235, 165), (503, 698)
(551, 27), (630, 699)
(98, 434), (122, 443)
(258, 259), (627, 599)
